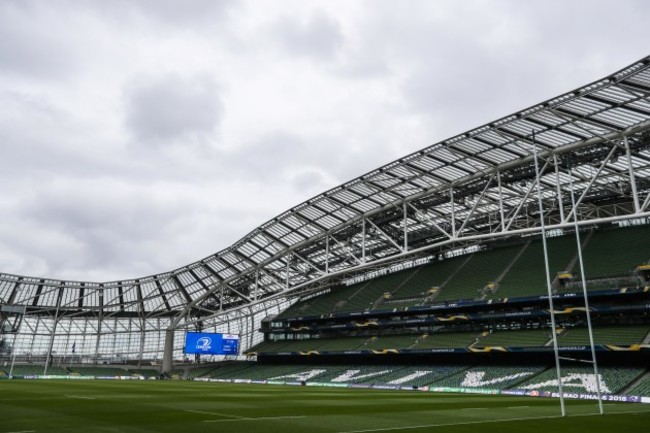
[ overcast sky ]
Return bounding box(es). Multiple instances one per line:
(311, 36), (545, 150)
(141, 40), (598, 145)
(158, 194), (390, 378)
(1, 0), (648, 282)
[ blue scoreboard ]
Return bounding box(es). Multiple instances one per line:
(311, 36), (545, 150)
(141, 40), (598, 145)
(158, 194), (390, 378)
(184, 332), (239, 355)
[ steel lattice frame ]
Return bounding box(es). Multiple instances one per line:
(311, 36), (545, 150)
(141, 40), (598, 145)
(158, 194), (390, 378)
(1, 56), (650, 366)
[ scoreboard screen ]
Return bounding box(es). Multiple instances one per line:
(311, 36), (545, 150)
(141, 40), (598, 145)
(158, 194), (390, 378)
(184, 332), (239, 355)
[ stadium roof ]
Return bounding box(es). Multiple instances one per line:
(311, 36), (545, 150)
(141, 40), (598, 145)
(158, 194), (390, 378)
(2, 55), (650, 321)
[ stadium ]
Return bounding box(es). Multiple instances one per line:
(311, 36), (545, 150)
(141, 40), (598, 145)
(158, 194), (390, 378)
(2, 56), (650, 431)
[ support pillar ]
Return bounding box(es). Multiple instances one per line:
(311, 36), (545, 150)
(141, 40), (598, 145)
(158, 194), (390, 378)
(162, 329), (174, 376)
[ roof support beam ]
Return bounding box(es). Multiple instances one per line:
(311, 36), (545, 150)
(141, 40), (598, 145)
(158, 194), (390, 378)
(563, 143), (619, 223)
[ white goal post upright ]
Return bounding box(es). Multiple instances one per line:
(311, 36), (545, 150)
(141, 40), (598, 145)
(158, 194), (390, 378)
(567, 159), (605, 414)
(532, 130), (566, 417)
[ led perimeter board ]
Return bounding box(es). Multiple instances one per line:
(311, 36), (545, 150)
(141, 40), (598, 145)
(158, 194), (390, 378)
(184, 332), (239, 355)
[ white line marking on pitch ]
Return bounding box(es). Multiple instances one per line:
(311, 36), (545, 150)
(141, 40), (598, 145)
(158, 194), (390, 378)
(5, 431), (37, 433)
(337, 409), (650, 433)
(64, 395), (96, 400)
(203, 415), (307, 423)
(184, 409), (246, 419)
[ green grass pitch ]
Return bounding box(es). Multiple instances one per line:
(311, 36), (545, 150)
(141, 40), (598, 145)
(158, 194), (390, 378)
(0, 380), (649, 432)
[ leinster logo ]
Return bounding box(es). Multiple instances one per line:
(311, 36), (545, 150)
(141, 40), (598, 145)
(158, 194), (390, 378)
(196, 337), (212, 351)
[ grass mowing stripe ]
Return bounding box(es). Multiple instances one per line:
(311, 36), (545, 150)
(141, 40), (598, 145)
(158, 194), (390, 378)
(2, 380), (648, 433)
(337, 408), (650, 433)
(203, 415), (307, 423)
(184, 409), (246, 418)
(64, 395), (96, 400)
(337, 414), (564, 433)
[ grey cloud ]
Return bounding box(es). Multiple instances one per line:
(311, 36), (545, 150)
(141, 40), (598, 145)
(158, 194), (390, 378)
(287, 169), (334, 195)
(222, 130), (354, 182)
(6, 179), (219, 280)
(124, 74), (224, 146)
(224, 131), (312, 178)
(3, 0), (650, 283)
(65, 0), (239, 31)
(0, 2), (82, 79)
(220, 129), (402, 199)
(126, 0), (237, 27)
(270, 11), (344, 60)
(349, 0), (650, 139)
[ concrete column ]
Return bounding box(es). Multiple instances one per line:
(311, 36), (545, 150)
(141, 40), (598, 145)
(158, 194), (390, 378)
(162, 329), (174, 376)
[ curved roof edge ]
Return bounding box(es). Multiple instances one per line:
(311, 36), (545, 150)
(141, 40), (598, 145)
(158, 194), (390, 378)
(2, 55), (650, 315)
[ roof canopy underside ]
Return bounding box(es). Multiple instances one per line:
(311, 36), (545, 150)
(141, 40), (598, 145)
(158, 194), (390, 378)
(2, 56), (650, 317)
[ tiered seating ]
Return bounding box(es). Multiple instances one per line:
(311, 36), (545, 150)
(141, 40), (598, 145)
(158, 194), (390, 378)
(279, 225), (650, 322)
(247, 339), (321, 353)
(45, 367), (70, 375)
(626, 373), (650, 396)
(558, 325), (650, 346)
(410, 332), (478, 349)
(259, 227), (650, 397)
(282, 268), (427, 317)
(325, 365), (399, 384)
(203, 361), (266, 379)
(276, 287), (356, 319)
(438, 245), (523, 301)
(580, 225), (650, 280)
(185, 365), (217, 379)
(209, 363), (310, 381)
(248, 337), (369, 354)
(383, 256), (468, 306)
(279, 267), (424, 318)
(475, 329), (550, 347)
(128, 368), (158, 378)
(7, 365), (48, 376)
(362, 334), (418, 350)
(363, 365), (468, 387)
(294, 365), (356, 383)
(337, 269), (420, 313)
(314, 337), (370, 351)
(430, 365), (547, 390)
(194, 362), (648, 394)
(246, 340), (295, 353)
(68, 366), (130, 376)
(517, 366), (644, 394)
(495, 235), (578, 299)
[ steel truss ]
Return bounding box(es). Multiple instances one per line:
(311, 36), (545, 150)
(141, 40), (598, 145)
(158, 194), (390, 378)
(1, 56), (650, 364)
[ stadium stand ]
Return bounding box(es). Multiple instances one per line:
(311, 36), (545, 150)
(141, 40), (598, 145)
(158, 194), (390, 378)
(128, 368), (159, 378)
(68, 366), (131, 377)
(185, 365), (218, 379)
(367, 365), (468, 387)
(338, 270), (420, 313)
(557, 325), (650, 346)
(625, 373), (650, 397)
(362, 334), (418, 350)
(410, 332), (479, 349)
(7, 365), (61, 376)
(242, 224), (650, 402)
(3, 58), (650, 417)
(186, 360), (650, 400)
(474, 329), (551, 347)
(430, 365), (547, 390)
(580, 225), (650, 281)
(494, 235), (579, 299)
(517, 366), (645, 395)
